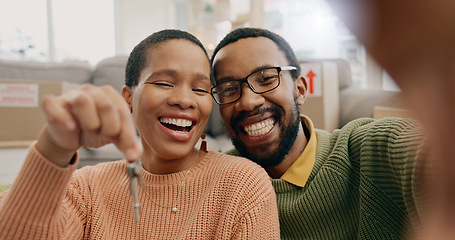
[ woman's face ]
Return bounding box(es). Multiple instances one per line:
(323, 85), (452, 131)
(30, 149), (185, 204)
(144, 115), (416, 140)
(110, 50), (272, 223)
(124, 39), (212, 162)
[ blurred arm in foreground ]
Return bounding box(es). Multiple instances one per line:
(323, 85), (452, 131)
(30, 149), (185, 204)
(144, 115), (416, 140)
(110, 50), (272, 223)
(326, 0), (455, 238)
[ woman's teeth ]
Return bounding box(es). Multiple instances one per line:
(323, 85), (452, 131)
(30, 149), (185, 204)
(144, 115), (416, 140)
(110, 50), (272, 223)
(160, 117), (193, 132)
(160, 117), (193, 127)
(243, 119), (275, 137)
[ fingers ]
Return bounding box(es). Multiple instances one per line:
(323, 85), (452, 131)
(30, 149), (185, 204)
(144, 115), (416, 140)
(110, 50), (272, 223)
(61, 85), (120, 135)
(39, 95), (80, 166)
(115, 112), (142, 162)
(42, 94), (77, 132)
(64, 87), (101, 134)
(80, 85), (140, 161)
(95, 86), (141, 161)
(81, 86), (122, 137)
(43, 84), (141, 162)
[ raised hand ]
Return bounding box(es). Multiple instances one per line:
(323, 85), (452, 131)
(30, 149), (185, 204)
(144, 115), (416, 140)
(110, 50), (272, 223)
(36, 84), (141, 167)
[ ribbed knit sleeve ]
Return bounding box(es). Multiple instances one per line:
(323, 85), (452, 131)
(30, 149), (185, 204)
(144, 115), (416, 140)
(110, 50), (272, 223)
(352, 117), (426, 238)
(0, 143), (80, 239)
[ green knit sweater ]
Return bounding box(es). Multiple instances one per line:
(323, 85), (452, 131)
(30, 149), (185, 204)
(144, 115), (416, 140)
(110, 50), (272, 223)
(231, 117), (427, 239)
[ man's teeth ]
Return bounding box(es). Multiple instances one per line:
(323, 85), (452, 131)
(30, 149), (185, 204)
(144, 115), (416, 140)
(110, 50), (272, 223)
(243, 119), (275, 137)
(160, 117), (193, 127)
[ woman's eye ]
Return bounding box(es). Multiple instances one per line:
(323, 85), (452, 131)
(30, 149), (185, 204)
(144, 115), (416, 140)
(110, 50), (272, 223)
(193, 88), (210, 94)
(149, 82), (173, 88)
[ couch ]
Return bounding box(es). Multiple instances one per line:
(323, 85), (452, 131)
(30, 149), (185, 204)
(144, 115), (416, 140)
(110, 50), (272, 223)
(0, 56), (406, 167)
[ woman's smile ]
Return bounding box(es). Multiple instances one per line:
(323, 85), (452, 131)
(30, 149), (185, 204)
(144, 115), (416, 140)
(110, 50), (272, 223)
(159, 117), (194, 133)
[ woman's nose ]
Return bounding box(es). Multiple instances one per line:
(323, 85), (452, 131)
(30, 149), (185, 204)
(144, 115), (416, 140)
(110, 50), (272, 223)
(167, 86), (196, 109)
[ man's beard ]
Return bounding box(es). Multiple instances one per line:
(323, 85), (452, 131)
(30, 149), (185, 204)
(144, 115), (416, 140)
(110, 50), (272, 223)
(230, 101), (301, 168)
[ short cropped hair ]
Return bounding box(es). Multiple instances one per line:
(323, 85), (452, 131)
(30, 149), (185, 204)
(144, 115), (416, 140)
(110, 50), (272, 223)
(210, 28), (300, 84)
(125, 29), (209, 87)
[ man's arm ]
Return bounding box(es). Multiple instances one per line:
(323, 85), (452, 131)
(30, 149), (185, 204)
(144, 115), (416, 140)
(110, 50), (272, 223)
(326, 1), (455, 238)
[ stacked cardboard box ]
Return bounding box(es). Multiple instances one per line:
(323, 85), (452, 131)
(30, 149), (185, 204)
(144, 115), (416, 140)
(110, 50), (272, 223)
(0, 79), (79, 147)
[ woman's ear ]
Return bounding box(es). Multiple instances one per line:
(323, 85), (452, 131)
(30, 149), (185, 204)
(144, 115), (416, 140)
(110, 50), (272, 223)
(121, 85), (133, 113)
(295, 76), (308, 106)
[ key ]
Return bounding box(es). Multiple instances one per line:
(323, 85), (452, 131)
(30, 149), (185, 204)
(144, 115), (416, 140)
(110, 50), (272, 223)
(127, 158), (142, 222)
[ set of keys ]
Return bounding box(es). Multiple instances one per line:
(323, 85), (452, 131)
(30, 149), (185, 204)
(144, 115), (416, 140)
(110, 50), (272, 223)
(126, 158), (142, 222)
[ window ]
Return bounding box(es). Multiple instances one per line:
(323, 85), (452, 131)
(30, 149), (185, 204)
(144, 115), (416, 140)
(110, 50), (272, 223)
(0, 0), (115, 64)
(263, 0), (367, 88)
(51, 0), (115, 64)
(176, 0), (372, 89)
(0, 0), (48, 61)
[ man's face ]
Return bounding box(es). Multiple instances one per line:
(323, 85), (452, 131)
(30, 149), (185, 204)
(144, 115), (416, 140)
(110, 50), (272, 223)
(212, 37), (303, 167)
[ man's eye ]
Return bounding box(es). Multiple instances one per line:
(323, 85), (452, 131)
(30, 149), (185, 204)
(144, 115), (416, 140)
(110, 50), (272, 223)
(256, 75), (279, 86)
(220, 86), (239, 97)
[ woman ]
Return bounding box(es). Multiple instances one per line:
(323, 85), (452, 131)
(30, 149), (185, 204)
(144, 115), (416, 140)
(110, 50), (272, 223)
(0, 30), (279, 239)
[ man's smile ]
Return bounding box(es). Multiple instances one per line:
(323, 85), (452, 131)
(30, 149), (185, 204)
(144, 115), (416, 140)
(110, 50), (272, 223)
(242, 118), (276, 137)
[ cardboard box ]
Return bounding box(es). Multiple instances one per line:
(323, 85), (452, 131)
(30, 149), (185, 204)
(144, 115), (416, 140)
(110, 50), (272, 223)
(0, 79), (79, 148)
(373, 106), (415, 120)
(299, 61), (339, 132)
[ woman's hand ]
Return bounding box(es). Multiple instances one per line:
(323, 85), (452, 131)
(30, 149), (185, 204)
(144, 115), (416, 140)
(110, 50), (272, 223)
(36, 84), (141, 167)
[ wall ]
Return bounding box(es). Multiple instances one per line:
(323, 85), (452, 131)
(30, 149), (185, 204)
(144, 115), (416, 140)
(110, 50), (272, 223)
(114, 0), (177, 55)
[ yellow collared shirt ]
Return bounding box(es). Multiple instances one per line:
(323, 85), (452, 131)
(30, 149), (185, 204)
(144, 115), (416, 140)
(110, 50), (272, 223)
(280, 115), (317, 187)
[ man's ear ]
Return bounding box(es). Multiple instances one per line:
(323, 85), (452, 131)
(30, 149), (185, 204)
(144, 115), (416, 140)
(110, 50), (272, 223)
(295, 76), (308, 106)
(121, 85), (133, 113)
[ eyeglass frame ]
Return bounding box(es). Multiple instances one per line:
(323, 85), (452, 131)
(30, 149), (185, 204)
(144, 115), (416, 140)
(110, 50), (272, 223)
(211, 66), (297, 105)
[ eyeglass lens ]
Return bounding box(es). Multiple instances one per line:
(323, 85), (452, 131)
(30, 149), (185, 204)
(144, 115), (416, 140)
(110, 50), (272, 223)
(213, 67), (280, 104)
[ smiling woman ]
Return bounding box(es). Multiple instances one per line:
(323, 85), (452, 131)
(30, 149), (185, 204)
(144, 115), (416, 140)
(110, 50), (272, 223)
(122, 36), (213, 168)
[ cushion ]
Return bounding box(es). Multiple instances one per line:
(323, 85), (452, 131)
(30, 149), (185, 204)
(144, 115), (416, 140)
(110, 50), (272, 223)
(339, 87), (405, 127)
(91, 56), (128, 93)
(0, 59), (91, 84)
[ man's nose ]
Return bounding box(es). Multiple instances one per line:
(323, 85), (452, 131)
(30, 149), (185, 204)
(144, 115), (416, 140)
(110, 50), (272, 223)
(234, 83), (265, 112)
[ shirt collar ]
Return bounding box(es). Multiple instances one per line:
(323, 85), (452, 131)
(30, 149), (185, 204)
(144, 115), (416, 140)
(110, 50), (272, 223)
(280, 115), (317, 187)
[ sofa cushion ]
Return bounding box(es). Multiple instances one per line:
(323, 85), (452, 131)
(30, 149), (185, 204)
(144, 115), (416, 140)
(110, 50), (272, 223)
(339, 87), (405, 127)
(91, 56), (128, 93)
(0, 59), (91, 84)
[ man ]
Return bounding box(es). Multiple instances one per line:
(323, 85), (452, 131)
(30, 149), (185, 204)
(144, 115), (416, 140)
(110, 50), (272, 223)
(210, 27), (427, 239)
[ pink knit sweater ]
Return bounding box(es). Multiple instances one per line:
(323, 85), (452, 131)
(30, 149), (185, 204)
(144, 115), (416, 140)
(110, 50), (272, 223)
(0, 144), (279, 239)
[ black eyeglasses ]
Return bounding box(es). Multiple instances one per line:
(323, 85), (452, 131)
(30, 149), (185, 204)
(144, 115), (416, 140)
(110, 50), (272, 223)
(211, 66), (297, 105)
